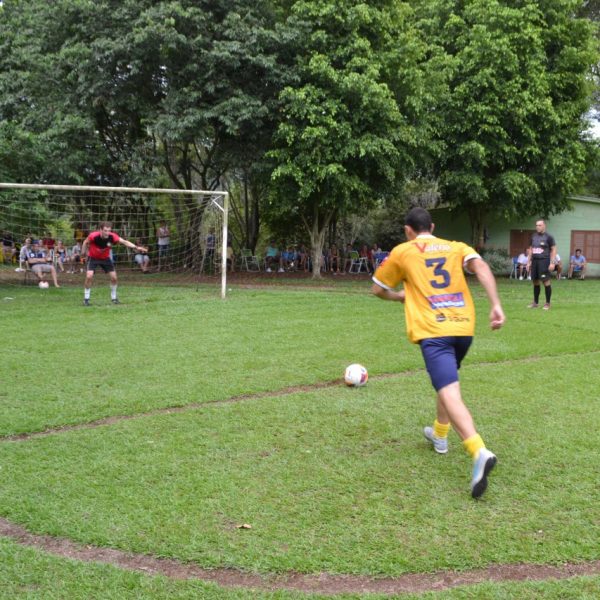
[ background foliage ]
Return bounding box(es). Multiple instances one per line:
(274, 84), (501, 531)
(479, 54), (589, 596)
(0, 0), (598, 264)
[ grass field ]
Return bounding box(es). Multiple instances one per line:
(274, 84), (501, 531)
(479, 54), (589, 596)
(1, 276), (599, 599)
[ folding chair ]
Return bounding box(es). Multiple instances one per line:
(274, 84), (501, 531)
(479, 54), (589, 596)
(509, 257), (519, 279)
(239, 249), (261, 272)
(348, 251), (369, 274)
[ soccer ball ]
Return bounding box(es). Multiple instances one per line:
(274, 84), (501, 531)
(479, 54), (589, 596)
(38, 281), (49, 289)
(344, 363), (368, 387)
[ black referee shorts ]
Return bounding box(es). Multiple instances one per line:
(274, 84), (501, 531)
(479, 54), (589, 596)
(531, 258), (550, 281)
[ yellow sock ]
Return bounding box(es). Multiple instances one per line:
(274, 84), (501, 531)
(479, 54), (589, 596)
(463, 434), (485, 459)
(433, 419), (450, 439)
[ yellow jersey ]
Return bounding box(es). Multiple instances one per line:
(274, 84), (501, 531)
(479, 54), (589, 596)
(373, 234), (480, 343)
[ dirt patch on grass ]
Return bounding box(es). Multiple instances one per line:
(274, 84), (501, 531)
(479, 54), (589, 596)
(1, 517), (599, 595)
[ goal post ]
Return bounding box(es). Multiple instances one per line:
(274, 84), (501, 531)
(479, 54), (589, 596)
(0, 183), (229, 298)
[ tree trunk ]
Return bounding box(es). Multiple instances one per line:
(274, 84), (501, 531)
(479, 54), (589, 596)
(306, 205), (334, 280)
(468, 205), (486, 251)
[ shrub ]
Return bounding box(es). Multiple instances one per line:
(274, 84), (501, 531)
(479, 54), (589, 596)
(479, 247), (512, 276)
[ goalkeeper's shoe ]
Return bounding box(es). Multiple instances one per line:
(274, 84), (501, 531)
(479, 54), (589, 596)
(83, 299), (90, 306)
(423, 426), (448, 454)
(471, 448), (497, 499)
(111, 298), (120, 305)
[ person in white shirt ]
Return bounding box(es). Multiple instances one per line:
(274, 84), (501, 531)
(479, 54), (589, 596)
(517, 249), (529, 280)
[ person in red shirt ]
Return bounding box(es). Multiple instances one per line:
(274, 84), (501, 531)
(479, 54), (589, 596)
(81, 222), (146, 306)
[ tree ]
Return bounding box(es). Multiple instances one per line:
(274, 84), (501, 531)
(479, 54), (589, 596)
(267, 0), (429, 276)
(0, 0), (289, 257)
(416, 0), (598, 246)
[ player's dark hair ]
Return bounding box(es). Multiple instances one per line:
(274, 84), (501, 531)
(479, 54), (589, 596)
(99, 221), (112, 229)
(404, 207), (432, 233)
(575, 248), (581, 253)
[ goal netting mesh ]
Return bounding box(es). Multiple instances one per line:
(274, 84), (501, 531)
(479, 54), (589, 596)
(0, 183), (229, 297)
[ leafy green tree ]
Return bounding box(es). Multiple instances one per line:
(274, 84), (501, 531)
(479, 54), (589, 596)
(416, 0), (598, 246)
(0, 0), (288, 255)
(267, 0), (429, 275)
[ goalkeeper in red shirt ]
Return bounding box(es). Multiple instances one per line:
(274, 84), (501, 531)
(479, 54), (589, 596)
(81, 222), (147, 306)
(372, 208), (505, 498)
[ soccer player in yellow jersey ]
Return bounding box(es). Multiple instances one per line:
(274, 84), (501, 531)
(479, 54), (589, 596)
(372, 208), (505, 498)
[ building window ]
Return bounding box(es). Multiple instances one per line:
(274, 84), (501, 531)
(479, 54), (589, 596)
(570, 231), (600, 263)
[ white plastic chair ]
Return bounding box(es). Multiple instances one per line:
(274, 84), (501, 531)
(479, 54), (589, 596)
(239, 249), (261, 272)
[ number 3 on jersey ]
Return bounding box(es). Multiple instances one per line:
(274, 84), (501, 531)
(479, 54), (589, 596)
(425, 257), (450, 289)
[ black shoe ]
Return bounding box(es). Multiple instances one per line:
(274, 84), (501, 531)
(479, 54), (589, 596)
(83, 299), (90, 306)
(111, 298), (120, 304)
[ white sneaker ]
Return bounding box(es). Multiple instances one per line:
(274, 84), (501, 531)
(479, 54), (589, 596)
(278, 268), (284, 273)
(471, 448), (497, 498)
(519, 276), (523, 280)
(266, 268), (272, 273)
(423, 426), (448, 454)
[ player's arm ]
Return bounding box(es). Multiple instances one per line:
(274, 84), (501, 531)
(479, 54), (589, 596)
(119, 238), (147, 253)
(81, 237), (90, 258)
(467, 257), (505, 330)
(371, 283), (405, 303)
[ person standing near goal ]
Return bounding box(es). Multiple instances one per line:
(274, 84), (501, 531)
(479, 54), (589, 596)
(371, 207), (505, 498)
(81, 222), (147, 306)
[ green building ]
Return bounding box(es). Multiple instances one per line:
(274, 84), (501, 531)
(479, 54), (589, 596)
(431, 195), (600, 277)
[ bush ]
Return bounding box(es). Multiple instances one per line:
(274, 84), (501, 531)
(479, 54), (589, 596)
(479, 247), (512, 276)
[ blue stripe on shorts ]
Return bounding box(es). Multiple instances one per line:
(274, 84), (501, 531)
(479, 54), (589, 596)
(419, 336), (473, 391)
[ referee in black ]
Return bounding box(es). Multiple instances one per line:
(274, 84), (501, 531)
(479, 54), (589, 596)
(527, 218), (557, 310)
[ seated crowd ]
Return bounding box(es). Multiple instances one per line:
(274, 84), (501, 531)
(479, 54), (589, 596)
(260, 240), (388, 274)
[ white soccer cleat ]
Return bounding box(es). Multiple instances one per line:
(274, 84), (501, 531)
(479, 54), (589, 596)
(471, 448), (497, 499)
(423, 426), (448, 454)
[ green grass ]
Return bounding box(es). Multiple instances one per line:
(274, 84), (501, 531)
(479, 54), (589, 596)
(1, 277), (600, 598)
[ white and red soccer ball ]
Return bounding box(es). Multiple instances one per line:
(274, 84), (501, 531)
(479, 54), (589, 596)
(344, 363), (368, 387)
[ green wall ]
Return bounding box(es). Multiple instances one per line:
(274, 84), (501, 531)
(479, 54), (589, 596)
(431, 197), (600, 277)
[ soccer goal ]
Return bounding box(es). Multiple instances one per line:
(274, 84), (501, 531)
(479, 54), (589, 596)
(0, 183), (229, 298)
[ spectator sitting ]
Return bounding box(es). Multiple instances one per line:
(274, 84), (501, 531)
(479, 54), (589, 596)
(329, 244), (341, 274)
(280, 245), (298, 271)
(54, 240), (68, 272)
(554, 253), (563, 280)
(2, 230), (16, 264)
(264, 241), (280, 272)
(343, 243), (355, 273)
(369, 243), (381, 271)
(297, 244), (309, 272)
(517, 249), (529, 280)
(70, 240), (83, 273)
(133, 238), (151, 273)
(568, 249), (587, 279)
(225, 240), (235, 272)
(359, 244), (372, 273)
(27, 241), (60, 287)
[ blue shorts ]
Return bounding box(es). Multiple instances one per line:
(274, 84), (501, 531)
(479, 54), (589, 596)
(419, 336), (473, 391)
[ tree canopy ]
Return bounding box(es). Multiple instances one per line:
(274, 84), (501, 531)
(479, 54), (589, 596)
(0, 0), (598, 261)
(415, 0), (598, 245)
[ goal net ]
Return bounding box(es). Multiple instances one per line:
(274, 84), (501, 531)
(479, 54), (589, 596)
(0, 183), (229, 298)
